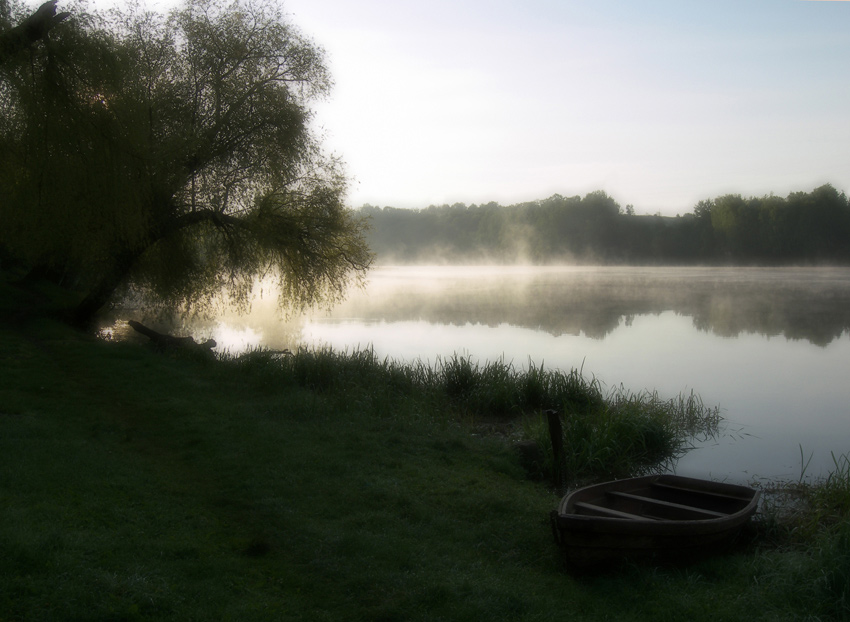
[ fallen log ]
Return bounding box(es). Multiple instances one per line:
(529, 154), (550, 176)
(127, 320), (216, 352)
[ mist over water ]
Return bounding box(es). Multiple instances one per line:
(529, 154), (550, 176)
(110, 265), (850, 484)
(326, 265), (850, 345)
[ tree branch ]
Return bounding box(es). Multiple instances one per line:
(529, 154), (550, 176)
(0, 0), (70, 64)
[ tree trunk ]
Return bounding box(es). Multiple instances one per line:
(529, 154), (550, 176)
(69, 215), (216, 330)
(69, 271), (128, 330)
(68, 247), (144, 330)
(128, 320), (216, 352)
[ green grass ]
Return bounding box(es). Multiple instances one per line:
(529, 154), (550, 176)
(1, 310), (849, 620)
(214, 349), (719, 486)
(748, 448), (850, 620)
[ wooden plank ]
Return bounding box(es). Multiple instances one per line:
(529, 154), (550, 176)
(574, 501), (652, 521)
(651, 480), (752, 502)
(607, 491), (727, 518)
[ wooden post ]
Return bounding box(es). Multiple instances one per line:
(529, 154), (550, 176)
(546, 409), (566, 493)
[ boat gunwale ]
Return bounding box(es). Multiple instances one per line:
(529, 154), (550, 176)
(555, 474), (760, 532)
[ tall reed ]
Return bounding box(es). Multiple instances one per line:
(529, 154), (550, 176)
(520, 385), (720, 485)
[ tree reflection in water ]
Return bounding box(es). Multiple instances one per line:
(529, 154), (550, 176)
(327, 266), (850, 346)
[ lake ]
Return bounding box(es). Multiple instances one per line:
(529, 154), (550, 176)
(113, 266), (850, 485)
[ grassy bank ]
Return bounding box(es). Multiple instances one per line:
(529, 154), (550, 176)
(227, 347), (723, 485)
(1, 312), (849, 619)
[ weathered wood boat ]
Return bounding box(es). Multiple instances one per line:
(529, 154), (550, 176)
(550, 474), (760, 570)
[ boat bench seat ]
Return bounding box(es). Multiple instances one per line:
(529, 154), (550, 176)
(651, 480), (751, 503)
(607, 491), (727, 518)
(574, 501), (656, 521)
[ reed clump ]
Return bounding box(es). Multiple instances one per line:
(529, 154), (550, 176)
(757, 449), (850, 542)
(519, 386), (720, 485)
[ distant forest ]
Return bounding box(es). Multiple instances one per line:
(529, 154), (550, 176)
(359, 184), (850, 265)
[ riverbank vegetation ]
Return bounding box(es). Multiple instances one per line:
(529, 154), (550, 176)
(361, 184), (850, 265)
(221, 349), (720, 485)
(2, 299), (848, 619)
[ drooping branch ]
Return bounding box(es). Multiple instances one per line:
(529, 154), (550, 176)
(0, 0), (70, 64)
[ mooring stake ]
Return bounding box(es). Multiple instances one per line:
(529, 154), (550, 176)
(545, 409), (566, 493)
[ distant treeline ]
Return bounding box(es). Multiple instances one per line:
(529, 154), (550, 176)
(359, 184), (850, 264)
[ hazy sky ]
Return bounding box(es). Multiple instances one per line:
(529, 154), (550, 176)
(88, 0), (850, 214)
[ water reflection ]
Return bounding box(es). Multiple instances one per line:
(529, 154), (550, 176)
(326, 266), (850, 346)
(104, 266), (850, 350)
(100, 291), (305, 354)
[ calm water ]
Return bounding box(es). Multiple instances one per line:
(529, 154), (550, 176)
(115, 266), (850, 484)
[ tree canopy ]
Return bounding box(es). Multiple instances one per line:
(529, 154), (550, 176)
(0, 0), (372, 326)
(360, 185), (850, 265)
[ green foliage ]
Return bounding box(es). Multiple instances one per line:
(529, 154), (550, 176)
(220, 349), (604, 424)
(425, 354), (605, 421)
(813, 452), (850, 520)
(817, 522), (850, 618)
(361, 185), (850, 265)
(744, 450), (850, 619)
(520, 387), (721, 484)
(0, 0), (372, 325)
(218, 348), (718, 487)
(760, 450), (850, 543)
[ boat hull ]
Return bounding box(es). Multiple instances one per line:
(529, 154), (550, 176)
(551, 474), (760, 570)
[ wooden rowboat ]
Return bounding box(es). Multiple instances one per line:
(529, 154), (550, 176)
(550, 474), (760, 570)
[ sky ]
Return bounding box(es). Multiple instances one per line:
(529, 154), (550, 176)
(86, 0), (850, 215)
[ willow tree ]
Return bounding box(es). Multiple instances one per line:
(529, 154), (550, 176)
(0, 0), (372, 326)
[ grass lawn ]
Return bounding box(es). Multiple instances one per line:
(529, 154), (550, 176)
(1, 312), (848, 620)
